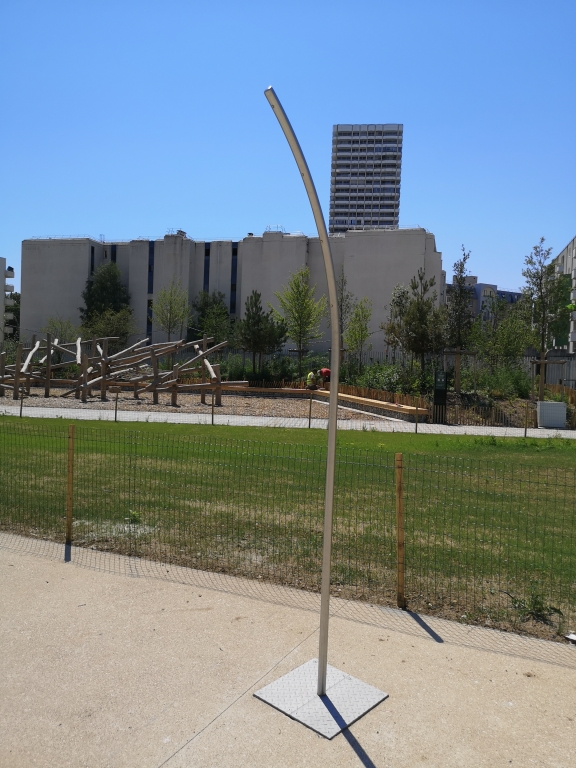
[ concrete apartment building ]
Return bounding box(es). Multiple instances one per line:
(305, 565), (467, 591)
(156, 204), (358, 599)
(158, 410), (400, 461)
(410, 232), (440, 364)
(1, 258), (16, 344)
(551, 234), (576, 353)
(20, 227), (444, 354)
(446, 276), (521, 321)
(329, 124), (402, 234)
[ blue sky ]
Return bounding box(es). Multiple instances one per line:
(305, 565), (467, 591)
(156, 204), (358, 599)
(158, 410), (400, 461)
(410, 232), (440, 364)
(1, 0), (575, 293)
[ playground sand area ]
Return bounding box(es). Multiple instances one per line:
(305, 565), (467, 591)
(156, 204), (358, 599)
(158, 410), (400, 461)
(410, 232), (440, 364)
(8, 387), (382, 422)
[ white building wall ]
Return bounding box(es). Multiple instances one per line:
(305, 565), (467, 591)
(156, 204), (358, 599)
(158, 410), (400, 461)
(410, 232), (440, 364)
(551, 234), (576, 354)
(19, 228), (443, 354)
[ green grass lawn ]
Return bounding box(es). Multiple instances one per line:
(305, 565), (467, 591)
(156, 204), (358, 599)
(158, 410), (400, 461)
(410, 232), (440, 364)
(2, 414), (576, 467)
(1, 415), (574, 636)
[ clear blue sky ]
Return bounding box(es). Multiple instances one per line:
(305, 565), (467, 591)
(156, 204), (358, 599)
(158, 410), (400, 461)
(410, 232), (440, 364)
(1, 0), (575, 293)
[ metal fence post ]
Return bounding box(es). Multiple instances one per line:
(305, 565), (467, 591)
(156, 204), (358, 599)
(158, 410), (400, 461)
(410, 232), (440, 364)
(308, 390), (313, 428)
(66, 425), (75, 547)
(524, 399), (529, 438)
(395, 453), (407, 610)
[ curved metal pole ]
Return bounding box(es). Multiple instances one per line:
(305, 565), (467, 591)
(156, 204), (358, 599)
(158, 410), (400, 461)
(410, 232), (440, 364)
(264, 86), (340, 696)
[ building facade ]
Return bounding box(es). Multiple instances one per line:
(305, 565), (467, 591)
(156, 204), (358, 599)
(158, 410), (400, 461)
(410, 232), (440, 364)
(329, 124), (402, 234)
(1, 258), (15, 344)
(551, 235), (576, 354)
(447, 276), (521, 320)
(20, 227), (443, 354)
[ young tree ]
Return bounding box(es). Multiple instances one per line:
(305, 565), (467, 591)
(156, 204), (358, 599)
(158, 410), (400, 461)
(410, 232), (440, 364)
(344, 297), (373, 370)
(470, 297), (532, 371)
(79, 263), (131, 323)
(81, 308), (136, 353)
(236, 291), (286, 373)
(521, 237), (571, 399)
(43, 316), (79, 343)
(334, 266), (357, 359)
(271, 266), (327, 377)
(152, 280), (191, 342)
(446, 246), (474, 349)
(237, 290), (267, 373)
(381, 283), (410, 361)
(403, 269), (446, 372)
(191, 290), (229, 342)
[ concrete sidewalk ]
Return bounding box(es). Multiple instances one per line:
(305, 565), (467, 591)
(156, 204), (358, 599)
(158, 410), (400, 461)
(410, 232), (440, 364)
(1, 402), (575, 439)
(1, 534), (575, 768)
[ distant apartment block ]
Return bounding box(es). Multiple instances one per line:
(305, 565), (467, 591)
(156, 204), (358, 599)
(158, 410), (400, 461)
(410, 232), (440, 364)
(329, 124), (403, 234)
(551, 234), (576, 353)
(447, 276), (521, 320)
(20, 228), (443, 354)
(1, 258), (16, 344)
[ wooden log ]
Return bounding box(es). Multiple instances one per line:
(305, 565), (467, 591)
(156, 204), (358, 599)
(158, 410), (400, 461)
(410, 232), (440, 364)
(171, 364), (179, 407)
(201, 334), (207, 405)
(0, 351), (5, 397)
(45, 332), (52, 398)
(100, 339), (108, 401)
(213, 364), (221, 406)
(22, 341), (40, 373)
(151, 349), (159, 405)
(81, 353), (89, 402)
(13, 343), (22, 400)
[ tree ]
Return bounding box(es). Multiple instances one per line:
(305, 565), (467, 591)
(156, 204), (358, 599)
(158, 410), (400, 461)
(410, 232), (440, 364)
(271, 266), (327, 377)
(43, 316), (79, 343)
(237, 291), (286, 374)
(403, 269), (446, 372)
(470, 297), (532, 370)
(446, 246), (474, 349)
(334, 266), (357, 360)
(381, 283), (410, 361)
(81, 308), (136, 353)
(152, 280), (191, 342)
(191, 290), (230, 343)
(80, 262), (131, 323)
(344, 298), (373, 370)
(521, 237), (570, 399)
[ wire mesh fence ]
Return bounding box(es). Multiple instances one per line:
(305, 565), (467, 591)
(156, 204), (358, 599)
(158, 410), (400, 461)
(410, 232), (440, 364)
(1, 422), (574, 637)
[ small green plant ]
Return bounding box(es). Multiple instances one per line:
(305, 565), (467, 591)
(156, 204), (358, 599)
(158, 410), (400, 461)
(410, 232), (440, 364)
(126, 510), (141, 525)
(502, 582), (563, 625)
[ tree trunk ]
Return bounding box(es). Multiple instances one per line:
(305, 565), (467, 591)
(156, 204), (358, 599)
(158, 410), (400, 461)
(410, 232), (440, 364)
(298, 349), (303, 379)
(538, 349), (546, 402)
(252, 351), (256, 377)
(454, 347), (461, 394)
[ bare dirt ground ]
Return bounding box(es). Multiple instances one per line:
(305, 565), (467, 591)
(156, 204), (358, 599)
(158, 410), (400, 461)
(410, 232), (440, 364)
(5, 387), (381, 422)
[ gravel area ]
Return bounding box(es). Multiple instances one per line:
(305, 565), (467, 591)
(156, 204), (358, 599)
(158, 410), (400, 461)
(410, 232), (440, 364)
(5, 387), (381, 422)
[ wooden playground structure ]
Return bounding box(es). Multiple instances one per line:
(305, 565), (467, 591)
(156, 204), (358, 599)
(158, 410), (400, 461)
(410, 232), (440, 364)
(0, 334), (248, 405)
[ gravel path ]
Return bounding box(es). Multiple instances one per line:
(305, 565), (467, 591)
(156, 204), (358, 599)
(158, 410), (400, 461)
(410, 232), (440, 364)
(4, 387), (381, 421)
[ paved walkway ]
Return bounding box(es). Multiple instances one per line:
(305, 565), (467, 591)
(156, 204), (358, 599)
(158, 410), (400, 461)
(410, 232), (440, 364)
(1, 532), (575, 767)
(1, 402), (575, 439)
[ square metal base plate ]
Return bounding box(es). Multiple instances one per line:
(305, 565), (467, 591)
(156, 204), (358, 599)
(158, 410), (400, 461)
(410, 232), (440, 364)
(254, 659), (388, 739)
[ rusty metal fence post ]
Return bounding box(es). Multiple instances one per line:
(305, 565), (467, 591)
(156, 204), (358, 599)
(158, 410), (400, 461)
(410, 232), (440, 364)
(65, 424), (75, 551)
(395, 452), (407, 609)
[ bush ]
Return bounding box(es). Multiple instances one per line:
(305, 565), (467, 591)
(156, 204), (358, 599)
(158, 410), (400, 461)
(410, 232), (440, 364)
(341, 360), (435, 394)
(461, 364), (531, 399)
